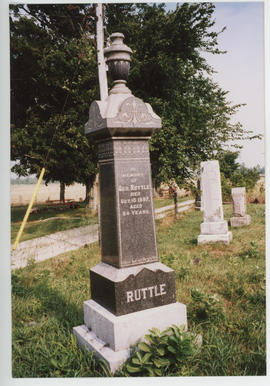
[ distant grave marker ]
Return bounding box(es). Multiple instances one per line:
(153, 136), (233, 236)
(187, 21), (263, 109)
(197, 160), (232, 244)
(230, 187), (251, 227)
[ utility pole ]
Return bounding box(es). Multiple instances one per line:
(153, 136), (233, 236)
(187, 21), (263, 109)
(96, 3), (108, 101)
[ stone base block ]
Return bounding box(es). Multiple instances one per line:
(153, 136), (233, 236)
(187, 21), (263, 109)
(230, 215), (251, 227)
(73, 325), (130, 374)
(197, 231), (232, 245)
(90, 262), (176, 316)
(200, 220), (228, 235)
(83, 299), (187, 351)
(74, 300), (187, 373)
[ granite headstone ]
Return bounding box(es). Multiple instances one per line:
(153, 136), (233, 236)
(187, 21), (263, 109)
(197, 160), (232, 244)
(73, 33), (187, 373)
(230, 187), (251, 226)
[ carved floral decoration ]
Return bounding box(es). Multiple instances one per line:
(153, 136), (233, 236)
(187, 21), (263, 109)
(117, 97), (153, 124)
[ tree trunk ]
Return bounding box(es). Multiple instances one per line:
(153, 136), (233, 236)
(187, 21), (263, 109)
(152, 178), (159, 198)
(174, 190), (178, 220)
(84, 174), (97, 209)
(60, 182), (65, 203)
(85, 181), (92, 208)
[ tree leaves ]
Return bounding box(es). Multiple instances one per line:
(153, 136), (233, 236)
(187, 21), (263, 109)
(10, 3), (255, 191)
(10, 4), (98, 190)
(104, 3), (253, 187)
(138, 342), (151, 353)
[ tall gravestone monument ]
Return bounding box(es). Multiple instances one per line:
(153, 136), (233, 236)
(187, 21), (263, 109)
(197, 160), (232, 244)
(73, 33), (187, 373)
(230, 187), (251, 227)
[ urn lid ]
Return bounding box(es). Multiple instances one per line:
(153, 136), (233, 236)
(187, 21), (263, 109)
(104, 33), (132, 63)
(104, 32), (133, 92)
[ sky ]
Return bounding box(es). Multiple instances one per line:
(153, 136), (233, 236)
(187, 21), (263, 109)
(166, 1), (265, 168)
(203, 1), (265, 168)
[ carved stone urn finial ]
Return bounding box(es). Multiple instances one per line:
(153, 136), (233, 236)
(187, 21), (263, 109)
(104, 33), (133, 94)
(85, 32), (161, 138)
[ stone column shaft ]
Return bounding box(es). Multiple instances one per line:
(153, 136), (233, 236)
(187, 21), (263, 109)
(98, 138), (158, 268)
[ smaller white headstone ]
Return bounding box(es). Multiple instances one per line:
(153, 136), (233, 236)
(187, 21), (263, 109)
(197, 160), (232, 244)
(230, 187), (251, 227)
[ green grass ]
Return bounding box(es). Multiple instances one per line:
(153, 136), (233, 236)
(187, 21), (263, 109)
(11, 203), (266, 377)
(11, 203), (97, 243)
(11, 197), (191, 243)
(153, 195), (192, 209)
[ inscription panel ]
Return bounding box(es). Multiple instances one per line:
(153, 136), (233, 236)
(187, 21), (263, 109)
(116, 157), (158, 267)
(98, 139), (158, 268)
(99, 163), (119, 265)
(90, 267), (176, 316)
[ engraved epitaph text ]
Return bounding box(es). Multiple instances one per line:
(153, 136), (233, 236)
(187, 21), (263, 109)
(98, 139), (158, 268)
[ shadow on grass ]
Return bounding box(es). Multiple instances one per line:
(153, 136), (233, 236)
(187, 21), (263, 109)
(12, 271), (83, 327)
(186, 238), (197, 246)
(11, 269), (111, 377)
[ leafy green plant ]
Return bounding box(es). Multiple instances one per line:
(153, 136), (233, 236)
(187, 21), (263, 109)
(238, 241), (262, 260)
(160, 252), (176, 267)
(248, 286), (265, 306)
(175, 266), (190, 280)
(247, 266), (264, 283)
(123, 325), (196, 376)
(200, 251), (209, 259)
(222, 272), (249, 301)
(189, 288), (224, 323)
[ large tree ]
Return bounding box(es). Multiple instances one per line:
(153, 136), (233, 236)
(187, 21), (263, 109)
(10, 4), (98, 201)
(104, 2), (260, 187)
(11, 3), (260, 196)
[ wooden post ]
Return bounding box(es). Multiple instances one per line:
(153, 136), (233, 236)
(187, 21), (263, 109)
(174, 189), (178, 220)
(96, 3), (108, 101)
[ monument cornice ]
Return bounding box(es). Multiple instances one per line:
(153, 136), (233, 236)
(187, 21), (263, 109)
(85, 95), (162, 140)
